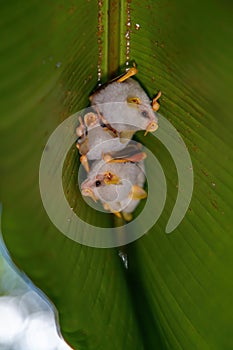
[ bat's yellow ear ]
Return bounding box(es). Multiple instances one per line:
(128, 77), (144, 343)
(152, 91), (162, 112)
(103, 171), (121, 185)
(84, 112), (97, 127)
(127, 97), (142, 106)
(129, 185), (147, 200)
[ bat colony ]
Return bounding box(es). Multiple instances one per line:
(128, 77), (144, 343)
(75, 66), (161, 221)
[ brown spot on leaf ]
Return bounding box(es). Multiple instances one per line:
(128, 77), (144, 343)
(210, 199), (218, 210)
(201, 169), (209, 177)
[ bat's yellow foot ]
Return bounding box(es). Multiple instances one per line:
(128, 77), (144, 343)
(114, 211), (122, 219)
(129, 185), (147, 200)
(117, 64), (138, 83)
(103, 203), (122, 218)
(122, 212), (133, 221)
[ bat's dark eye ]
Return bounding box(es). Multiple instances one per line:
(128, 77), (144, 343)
(141, 110), (149, 118)
(100, 121), (106, 128)
(76, 136), (83, 144)
(95, 180), (101, 187)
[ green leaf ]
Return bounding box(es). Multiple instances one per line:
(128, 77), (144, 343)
(1, 1), (233, 349)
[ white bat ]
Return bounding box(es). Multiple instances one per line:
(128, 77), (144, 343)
(90, 65), (161, 140)
(81, 151), (147, 221)
(76, 65), (161, 172)
(76, 112), (126, 172)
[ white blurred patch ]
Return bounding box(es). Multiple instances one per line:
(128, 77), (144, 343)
(0, 296), (25, 344)
(18, 311), (70, 350)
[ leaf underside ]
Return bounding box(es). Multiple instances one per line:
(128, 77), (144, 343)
(0, 1), (233, 349)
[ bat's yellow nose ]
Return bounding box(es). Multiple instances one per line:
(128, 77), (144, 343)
(144, 121), (158, 136)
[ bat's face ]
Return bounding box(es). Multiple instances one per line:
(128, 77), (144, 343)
(127, 97), (158, 135)
(76, 112), (125, 163)
(76, 112), (98, 151)
(81, 159), (147, 216)
(90, 79), (158, 135)
(81, 164), (122, 203)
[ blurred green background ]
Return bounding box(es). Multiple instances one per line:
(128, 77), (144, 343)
(0, 1), (233, 349)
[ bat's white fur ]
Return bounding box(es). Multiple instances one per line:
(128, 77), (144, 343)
(81, 159), (146, 214)
(91, 79), (158, 132)
(77, 76), (157, 217)
(80, 122), (126, 160)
